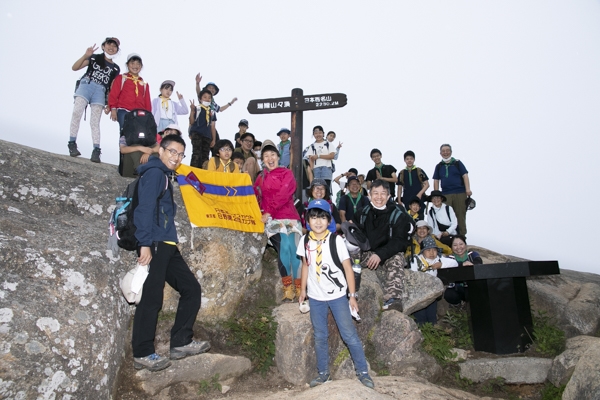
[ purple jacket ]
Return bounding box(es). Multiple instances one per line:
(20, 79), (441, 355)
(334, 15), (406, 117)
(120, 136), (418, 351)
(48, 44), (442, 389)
(151, 96), (189, 126)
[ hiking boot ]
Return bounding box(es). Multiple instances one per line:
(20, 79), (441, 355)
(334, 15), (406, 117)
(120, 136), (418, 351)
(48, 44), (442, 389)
(90, 147), (101, 163)
(357, 372), (375, 389)
(170, 340), (211, 360)
(281, 276), (295, 302)
(382, 298), (403, 312)
(133, 353), (172, 372)
(68, 141), (81, 157)
(309, 373), (331, 388)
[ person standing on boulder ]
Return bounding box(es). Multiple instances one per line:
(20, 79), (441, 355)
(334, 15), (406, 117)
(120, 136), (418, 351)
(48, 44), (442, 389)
(297, 200), (374, 389)
(68, 38), (121, 162)
(132, 134), (210, 372)
(432, 144), (472, 237)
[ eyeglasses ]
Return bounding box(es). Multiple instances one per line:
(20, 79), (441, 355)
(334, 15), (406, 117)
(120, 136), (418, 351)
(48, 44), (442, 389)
(242, 139), (254, 144)
(165, 148), (186, 159)
(219, 147), (233, 152)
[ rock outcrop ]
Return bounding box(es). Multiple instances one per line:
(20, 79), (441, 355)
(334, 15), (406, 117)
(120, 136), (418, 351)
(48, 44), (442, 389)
(0, 140), (265, 398)
(548, 335), (600, 387)
(562, 339), (600, 400)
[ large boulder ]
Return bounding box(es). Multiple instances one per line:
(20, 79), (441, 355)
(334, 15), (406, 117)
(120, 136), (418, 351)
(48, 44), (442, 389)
(562, 340), (600, 400)
(458, 357), (552, 384)
(548, 335), (600, 387)
(402, 269), (444, 315)
(136, 353), (251, 395)
(526, 269), (600, 337)
(163, 227), (267, 323)
(0, 140), (266, 398)
(371, 311), (441, 380)
(0, 140), (132, 398)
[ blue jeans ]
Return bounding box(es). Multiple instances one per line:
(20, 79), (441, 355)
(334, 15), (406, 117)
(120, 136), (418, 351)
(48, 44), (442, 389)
(74, 77), (106, 105)
(117, 109), (128, 134)
(310, 295), (368, 375)
(313, 166), (333, 180)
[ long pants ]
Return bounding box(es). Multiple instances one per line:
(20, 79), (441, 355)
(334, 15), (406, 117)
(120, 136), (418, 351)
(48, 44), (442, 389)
(444, 192), (468, 237)
(413, 300), (438, 325)
(270, 233), (301, 279)
(132, 242), (201, 357)
(358, 251), (406, 301)
(310, 296), (368, 375)
(190, 135), (212, 169)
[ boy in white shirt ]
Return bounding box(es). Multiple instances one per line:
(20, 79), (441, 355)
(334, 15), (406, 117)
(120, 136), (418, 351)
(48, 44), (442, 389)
(297, 200), (374, 389)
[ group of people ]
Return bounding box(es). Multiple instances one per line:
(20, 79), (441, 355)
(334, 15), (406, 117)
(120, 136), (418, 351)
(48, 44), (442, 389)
(69, 38), (479, 389)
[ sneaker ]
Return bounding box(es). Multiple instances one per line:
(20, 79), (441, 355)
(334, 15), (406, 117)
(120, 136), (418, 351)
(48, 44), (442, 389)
(357, 372), (374, 389)
(309, 373), (331, 388)
(170, 340), (211, 360)
(90, 147), (101, 163)
(68, 141), (81, 157)
(382, 298), (403, 312)
(133, 353), (172, 372)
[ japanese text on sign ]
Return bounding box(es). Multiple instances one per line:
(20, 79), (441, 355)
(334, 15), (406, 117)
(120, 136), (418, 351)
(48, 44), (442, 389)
(256, 101), (291, 110)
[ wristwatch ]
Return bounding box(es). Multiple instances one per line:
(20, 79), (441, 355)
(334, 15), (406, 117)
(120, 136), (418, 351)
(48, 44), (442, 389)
(349, 293), (358, 299)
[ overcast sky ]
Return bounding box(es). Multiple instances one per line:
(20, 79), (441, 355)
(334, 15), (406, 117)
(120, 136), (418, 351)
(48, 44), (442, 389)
(1, 0), (599, 274)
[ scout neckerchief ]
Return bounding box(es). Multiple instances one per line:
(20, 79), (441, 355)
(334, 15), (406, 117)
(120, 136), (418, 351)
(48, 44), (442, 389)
(441, 158), (456, 178)
(308, 230), (330, 283)
(278, 140), (290, 154)
(200, 104), (211, 125)
(375, 163), (384, 177)
(219, 158), (232, 173)
(404, 165), (417, 186)
(348, 192), (362, 213)
(454, 252), (469, 263)
(126, 74), (145, 97)
(160, 95), (170, 112)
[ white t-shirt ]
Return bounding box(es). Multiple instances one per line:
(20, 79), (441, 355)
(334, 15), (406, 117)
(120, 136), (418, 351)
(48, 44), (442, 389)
(296, 233), (350, 301)
(311, 141), (336, 168)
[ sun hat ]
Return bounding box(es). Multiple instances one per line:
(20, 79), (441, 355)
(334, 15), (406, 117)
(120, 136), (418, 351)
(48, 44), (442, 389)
(415, 220), (433, 235)
(420, 236), (440, 254)
(161, 80), (175, 88)
(427, 190), (447, 202)
(277, 128), (291, 136)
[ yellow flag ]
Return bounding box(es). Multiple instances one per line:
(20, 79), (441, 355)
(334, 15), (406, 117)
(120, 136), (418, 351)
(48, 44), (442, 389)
(176, 164), (264, 233)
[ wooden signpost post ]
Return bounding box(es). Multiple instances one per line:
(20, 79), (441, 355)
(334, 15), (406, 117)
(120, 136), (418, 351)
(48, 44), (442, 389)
(248, 89), (347, 200)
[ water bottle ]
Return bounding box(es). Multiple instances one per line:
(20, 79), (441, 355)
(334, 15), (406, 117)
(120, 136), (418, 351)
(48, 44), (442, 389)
(352, 258), (362, 292)
(115, 198), (128, 229)
(352, 258), (362, 275)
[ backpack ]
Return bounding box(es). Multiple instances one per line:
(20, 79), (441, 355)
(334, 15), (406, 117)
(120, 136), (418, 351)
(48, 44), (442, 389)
(358, 202), (416, 265)
(109, 172), (171, 251)
(398, 167), (425, 186)
(358, 203), (415, 237)
(428, 204), (460, 235)
(122, 109), (157, 146)
(303, 232), (361, 292)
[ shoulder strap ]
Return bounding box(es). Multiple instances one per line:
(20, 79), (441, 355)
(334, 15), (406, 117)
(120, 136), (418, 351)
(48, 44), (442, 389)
(445, 204), (451, 221)
(120, 74), (126, 91)
(328, 232), (342, 268)
(398, 169), (405, 185)
(359, 204), (371, 226)
(417, 167), (424, 184)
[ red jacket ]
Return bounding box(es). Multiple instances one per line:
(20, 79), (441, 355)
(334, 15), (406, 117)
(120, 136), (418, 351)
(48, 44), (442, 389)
(108, 73), (152, 111)
(254, 167), (299, 221)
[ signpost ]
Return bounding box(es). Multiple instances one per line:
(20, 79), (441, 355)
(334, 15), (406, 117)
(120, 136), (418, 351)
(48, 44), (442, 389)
(248, 89), (347, 200)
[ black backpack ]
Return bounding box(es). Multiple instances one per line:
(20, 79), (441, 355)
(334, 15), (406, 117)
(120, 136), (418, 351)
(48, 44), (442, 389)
(110, 172), (171, 251)
(303, 232), (362, 292)
(122, 109), (157, 147)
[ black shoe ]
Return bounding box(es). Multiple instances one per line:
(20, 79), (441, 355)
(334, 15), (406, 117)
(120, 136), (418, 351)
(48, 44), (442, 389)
(90, 148), (101, 163)
(68, 141), (81, 157)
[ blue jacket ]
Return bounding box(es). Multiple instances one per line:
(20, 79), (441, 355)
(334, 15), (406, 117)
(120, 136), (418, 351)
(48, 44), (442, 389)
(134, 157), (177, 246)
